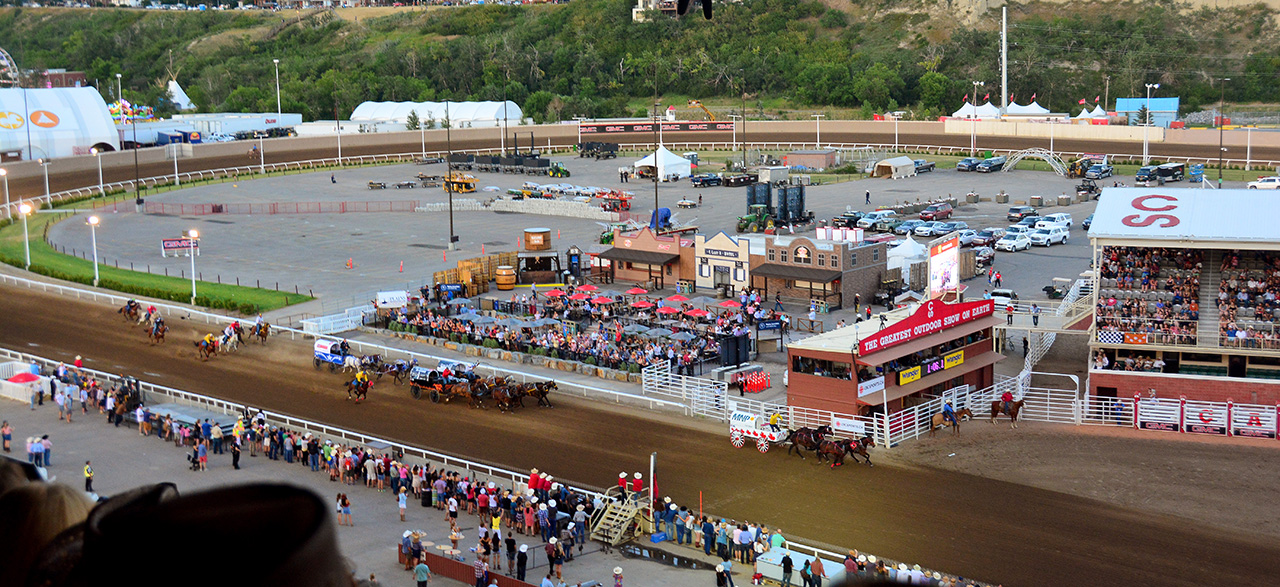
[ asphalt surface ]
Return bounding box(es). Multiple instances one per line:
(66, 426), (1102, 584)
(4, 284), (1280, 587)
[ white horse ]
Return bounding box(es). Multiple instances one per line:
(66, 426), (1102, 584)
(342, 355), (363, 373)
(221, 332), (239, 354)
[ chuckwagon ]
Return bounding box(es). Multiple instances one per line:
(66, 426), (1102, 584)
(729, 410), (785, 453)
(313, 339), (346, 372)
(407, 360), (477, 402)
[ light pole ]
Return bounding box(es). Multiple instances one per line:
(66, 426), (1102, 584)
(445, 101), (455, 251)
(115, 73), (122, 106)
(971, 81), (985, 156)
(92, 148), (104, 196)
(811, 113), (824, 148)
(258, 134), (265, 174)
(87, 215), (100, 287)
(0, 168), (8, 219)
(651, 103), (660, 211)
(18, 202), (31, 269)
(1218, 77), (1228, 187)
(419, 111), (426, 159)
(38, 158), (49, 200)
(273, 58), (281, 116)
(1143, 83), (1159, 165)
(728, 114), (741, 157)
(186, 229), (199, 305)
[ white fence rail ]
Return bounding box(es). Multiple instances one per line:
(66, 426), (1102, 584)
(301, 305), (374, 335)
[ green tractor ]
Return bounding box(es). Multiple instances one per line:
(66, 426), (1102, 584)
(549, 162), (571, 178)
(736, 204), (776, 233)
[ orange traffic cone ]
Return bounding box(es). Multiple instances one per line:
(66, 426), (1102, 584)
(346, 258), (353, 270)
(399, 261), (404, 273)
(481, 244), (485, 254)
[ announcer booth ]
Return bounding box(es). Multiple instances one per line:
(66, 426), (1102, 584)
(1088, 188), (1280, 420)
(786, 298), (1002, 415)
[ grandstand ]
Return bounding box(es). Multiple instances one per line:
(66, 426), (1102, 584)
(1087, 188), (1280, 405)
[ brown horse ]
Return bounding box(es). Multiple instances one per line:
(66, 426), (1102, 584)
(118, 303), (139, 322)
(845, 436), (876, 466)
(193, 339), (217, 361)
(929, 408), (974, 437)
(783, 425), (832, 459)
(148, 324), (169, 345)
(250, 322), (271, 344)
(815, 439), (853, 468)
(345, 379), (371, 402)
(520, 380), (556, 407)
(990, 399), (1025, 429)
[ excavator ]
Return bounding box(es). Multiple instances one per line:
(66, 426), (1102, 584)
(687, 100), (716, 121)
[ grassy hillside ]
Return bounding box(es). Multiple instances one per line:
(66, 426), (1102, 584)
(0, 1), (1277, 123)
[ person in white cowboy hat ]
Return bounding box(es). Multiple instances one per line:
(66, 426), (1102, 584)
(612, 566), (623, 587)
(546, 537), (564, 580)
(561, 523), (576, 561)
(537, 502), (552, 543)
(618, 472), (628, 493)
(715, 564), (728, 587)
(516, 544), (529, 582)
(572, 504), (588, 548)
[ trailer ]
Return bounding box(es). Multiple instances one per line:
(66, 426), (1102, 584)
(447, 153), (475, 171)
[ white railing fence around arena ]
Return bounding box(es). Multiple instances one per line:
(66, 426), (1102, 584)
(0, 272), (686, 413)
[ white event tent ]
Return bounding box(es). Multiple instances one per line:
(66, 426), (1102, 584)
(634, 146), (692, 179)
(951, 102), (1002, 119)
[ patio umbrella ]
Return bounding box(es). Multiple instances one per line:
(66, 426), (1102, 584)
(496, 318), (526, 328)
(665, 294), (690, 303)
(623, 324), (651, 334)
(631, 300), (655, 309)
(669, 331), (697, 342)
(645, 327), (674, 338)
(576, 284), (599, 292)
(545, 289), (566, 298)
(590, 296), (616, 304)
(568, 293), (591, 301)
(718, 299), (742, 308)
(447, 297), (473, 306)
(687, 296), (719, 306)
(684, 308), (710, 318)
(532, 318), (562, 327)
(655, 306), (680, 315)
(453, 314), (477, 322)
(471, 315), (497, 325)
(625, 287), (648, 295)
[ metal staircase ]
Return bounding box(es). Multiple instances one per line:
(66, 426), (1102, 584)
(589, 487), (651, 547)
(1198, 250), (1222, 347)
(1003, 148), (1068, 176)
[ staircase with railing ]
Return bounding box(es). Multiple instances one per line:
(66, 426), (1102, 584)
(589, 486), (651, 547)
(1198, 250), (1222, 347)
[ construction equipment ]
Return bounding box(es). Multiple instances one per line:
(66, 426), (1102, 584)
(737, 204), (776, 233)
(549, 161), (571, 178)
(600, 191), (633, 211)
(1076, 178), (1100, 198)
(443, 173), (477, 193)
(687, 100), (716, 121)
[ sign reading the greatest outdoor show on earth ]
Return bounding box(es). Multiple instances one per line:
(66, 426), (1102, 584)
(859, 299), (994, 356)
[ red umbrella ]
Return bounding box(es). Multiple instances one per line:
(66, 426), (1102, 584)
(631, 300), (655, 308)
(665, 294), (689, 303)
(718, 299), (742, 308)
(545, 289), (566, 298)
(684, 308), (710, 317)
(625, 287), (648, 295)
(656, 306), (680, 315)
(7, 372), (39, 384)
(568, 293), (591, 301)
(576, 284), (599, 292)
(591, 296), (616, 304)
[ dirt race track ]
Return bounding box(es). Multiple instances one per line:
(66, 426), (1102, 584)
(4, 285), (1280, 586)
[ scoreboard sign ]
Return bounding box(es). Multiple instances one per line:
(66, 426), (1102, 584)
(580, 121), (736, 134)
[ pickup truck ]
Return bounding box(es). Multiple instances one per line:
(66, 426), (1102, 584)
(914, 160), (936, 173)
(690, 174), (722, 188)
(956, 157), (981, 172)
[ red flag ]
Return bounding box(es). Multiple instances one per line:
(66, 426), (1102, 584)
(1078, 98), (1087, 105)
(1031, 93), (1037, 101)
(1009, 94), (1014, 103)
(1094, 96), (1101, 103)
(962, 93), (968, 102)
(983, 93), (990, 101)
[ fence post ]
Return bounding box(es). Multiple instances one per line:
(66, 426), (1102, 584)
(880, 411), (891, 449)
(1133, 393), (1141, 429)
(1178, 396), (1186, 434)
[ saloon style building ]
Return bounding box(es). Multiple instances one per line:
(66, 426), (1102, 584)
(748, 236), (887, 311)
(786, 298), (1002, 415)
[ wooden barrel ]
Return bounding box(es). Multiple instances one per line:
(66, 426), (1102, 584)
(524, 228), (552, 251)
(496, 266), (517, 290)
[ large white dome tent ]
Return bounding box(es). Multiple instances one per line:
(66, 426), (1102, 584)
(349, 100), (522, 128)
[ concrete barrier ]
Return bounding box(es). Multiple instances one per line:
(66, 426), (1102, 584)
(490, 198), (620, 221)
(414, 199), (484, 212)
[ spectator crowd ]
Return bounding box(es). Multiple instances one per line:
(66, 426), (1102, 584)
(1218, 250), (1280, 349)
(1096, 246), (1203, 345)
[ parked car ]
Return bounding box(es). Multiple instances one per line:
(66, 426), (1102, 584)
(1005, 225), (1032, 237)
(1007, 205), (1037, 221)
(832, 212), (865, 228)
(690, 174), (722, 187)
(990, 288), (1018, 309)
(874, 214), (904, 231)
(1248, 176), (1280, 189)
(972, 228), (1006, 246)
(1085, 164), (1114, 179)
(956, 157), (982, 172)
(975, 156), (1006, 173)
(974, 246), (996, 268)
(920, 202), (953, 220)
(894, 219), (925, 235)
(1016, 215), (1045, 228)
(1029, 226), (1069, 246)
(1082, 214), (1094, 230)
(939, 221), (969, 233)
(995, 233), (1031, 252)
(955, 229), (978, 246)
(914, 221), (947, 237)
(1135, 166), (1158, 184)
(914, 159), (936, 173)
(1040, 212), (1073, 228)
(857, 210), (896, 229)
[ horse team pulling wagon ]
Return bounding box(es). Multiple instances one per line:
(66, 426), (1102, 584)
(313, 340), (347, 372)
(729, 411), (875, 468)
(729, 411), (785, 453)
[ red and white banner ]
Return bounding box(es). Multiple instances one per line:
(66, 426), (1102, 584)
(580, 121), (736, 134)
(858, 299), (995, 356)
(1233, 403), (1278, 439)
(1131, 395), (1280, 440)
(1183, 399), (1227, 436)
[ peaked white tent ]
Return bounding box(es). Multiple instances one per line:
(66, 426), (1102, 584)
(1005, 101), (1050, 115)
(951, 101), (1002, 119)
(1090, 105), (1108, 118)
(1074, 107), (1094, 119)
(634, 146), (692, 179)
(167, 80), (194, 111)
(872, 156), (917, 179)
(887, 237), (927, 270)
(349, 100), (521, 128)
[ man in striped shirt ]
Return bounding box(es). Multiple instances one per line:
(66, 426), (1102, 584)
(473, 558), (489, 587)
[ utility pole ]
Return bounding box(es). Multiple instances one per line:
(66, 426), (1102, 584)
(1104, 76), (1111, 113)
(1218, 78), (1230, 188)
(1143, 83), (1159, 166)
(1001, 6), (1008, 114)
(447, 101), (456, 251)
(811, 114), (824, 149)
(652, 102), (660, 213)
(971, 81), (984, 156)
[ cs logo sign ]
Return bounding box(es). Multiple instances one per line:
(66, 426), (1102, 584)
(1121, 194), (1180, 228)
(0, 111), (24, 129)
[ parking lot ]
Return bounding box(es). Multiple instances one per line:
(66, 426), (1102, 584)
(49, 151), (1101, 317)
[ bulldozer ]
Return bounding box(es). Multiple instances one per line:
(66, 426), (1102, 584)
(687, 100), (716, 121)
(549, 162), (571, 178)
(736, 204), (776, 233)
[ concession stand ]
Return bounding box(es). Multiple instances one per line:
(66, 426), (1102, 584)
(786, 298), (1003, 415)
(596, 227), (692, 290)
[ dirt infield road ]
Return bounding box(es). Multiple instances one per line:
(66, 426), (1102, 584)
(4, 285), (1280, 586)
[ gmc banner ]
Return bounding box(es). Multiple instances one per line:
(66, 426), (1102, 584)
(580, 121), (736, 134)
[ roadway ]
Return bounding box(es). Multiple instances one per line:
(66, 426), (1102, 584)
(4, 283), (1279, 587)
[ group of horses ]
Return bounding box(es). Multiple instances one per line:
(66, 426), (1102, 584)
(413, 373), (557, 413)
(929, 400), (1026, 436)
(118, 302), (170, 345)
(780, 425), (877, 469)
(190, 323), (272, 361)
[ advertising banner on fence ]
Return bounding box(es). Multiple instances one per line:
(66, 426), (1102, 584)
(375, 290), (409, 309)
(1137, 398), (1180, 432)
(1232, 405), (1277, 439)
(1184, 400), (1227, 436)
(831, 416), (866, 436)
(160, 238), (199, 258)
(579, 121), (736, 134)
(857, 376), (886, 398)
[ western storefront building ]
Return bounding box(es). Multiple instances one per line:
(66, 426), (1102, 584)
(786, 298), (1003, 415)
(749, 236), (886, 310)
(694, 232), (751, 294)
(596, 228), (692, 290)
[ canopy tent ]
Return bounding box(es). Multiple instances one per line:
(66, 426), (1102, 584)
(951, 102), (1001, 119)
(1075, 106), (1110, 119)
(349, 100), (522, 128)
(872, 156), (917, 179)
(634, 146), (692, 179)
(887, 237), (927, 270)
(1005, 101), (1051, 115)
(166, 80), (195, 111)
(0, 88), (119, 159)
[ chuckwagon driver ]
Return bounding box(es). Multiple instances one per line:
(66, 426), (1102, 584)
(339, 339), (351, 357)
(767, 411), (784, 433)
